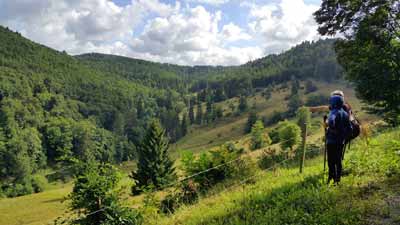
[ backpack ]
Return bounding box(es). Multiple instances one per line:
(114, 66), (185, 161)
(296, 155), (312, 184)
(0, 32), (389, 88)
(348, 118), (361, 141)
(344, 106), (360, 142)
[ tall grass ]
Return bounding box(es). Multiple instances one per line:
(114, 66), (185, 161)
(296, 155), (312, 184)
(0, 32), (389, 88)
(158, 128), (400, 225)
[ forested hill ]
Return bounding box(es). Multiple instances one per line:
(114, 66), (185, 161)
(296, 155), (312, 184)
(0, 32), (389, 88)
(0, 25), (343, 197)
(76, 53), (226, 91)
(0, 25), (189, 197)
(77, 39), (343, 98)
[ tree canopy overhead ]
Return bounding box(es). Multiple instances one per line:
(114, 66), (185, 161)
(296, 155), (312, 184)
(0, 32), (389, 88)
(314, 0), (400, 125)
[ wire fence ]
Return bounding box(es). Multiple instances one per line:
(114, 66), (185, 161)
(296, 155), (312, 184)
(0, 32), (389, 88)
(69, 136), (323, 218)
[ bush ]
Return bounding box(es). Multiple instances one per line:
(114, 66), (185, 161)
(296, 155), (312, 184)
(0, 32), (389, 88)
(31, 174), (49, 193)
(294, 143), (322, 161)
(160, 180), (199, 214)
(180, 143), (251, 192)
(305, 93), (329, 107)
(263, 111), (288, 126)
(258, 148), (286, 170)
(305, 80), (318, 94)
(65, 163), (143, 225)
(2, 178), (34, 197)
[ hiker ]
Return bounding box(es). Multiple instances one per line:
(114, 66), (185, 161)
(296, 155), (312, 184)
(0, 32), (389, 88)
(325, 92), (353, 184)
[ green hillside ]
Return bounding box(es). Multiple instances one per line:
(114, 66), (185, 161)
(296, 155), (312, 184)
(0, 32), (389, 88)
(159, 127), (400, 225)
(0, 24), (386, 225)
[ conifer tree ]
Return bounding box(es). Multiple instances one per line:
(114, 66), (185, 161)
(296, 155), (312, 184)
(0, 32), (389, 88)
(181, 114), (188, 137)
(189, 102), (195, 124)
(250, 120), (270, 150)
(206, 98), (213, 123)
(245, 111), (258, 133)
(196, 104), (203, 125)
(130, 120), (175, 194)
(238, 96), (248, 113)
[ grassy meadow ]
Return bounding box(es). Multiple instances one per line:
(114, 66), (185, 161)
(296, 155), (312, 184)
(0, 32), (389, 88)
(0, 81), (382, 225)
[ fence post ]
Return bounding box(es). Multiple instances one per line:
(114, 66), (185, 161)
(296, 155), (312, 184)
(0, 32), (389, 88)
(299, 123), (307, 173)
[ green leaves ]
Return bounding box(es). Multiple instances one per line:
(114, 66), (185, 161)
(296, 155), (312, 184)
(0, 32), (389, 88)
(278, 121), (302, 153)
(315, 0), (400, 125)
(131, 120), (176, 194)
(69, 163), (143, 225)
(251, 120), (271, 150)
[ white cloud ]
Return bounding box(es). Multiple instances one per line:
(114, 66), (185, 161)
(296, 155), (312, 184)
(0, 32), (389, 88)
(247, 0), (320, 54)
(221, 22), (252, 42)
(187, 0), (230, 6)
(0, 0), (321, 65)
(0, 0), (176, 54)
(129, 6), (262, 65)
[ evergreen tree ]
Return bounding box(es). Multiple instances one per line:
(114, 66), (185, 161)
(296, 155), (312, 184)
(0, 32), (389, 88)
(305, 80), (317, 94)
(215, 106), (223, 119)
(291, 79), (300, 96)
(214, 87), (227, 102)
(206, 98), (213, 123)
(188, 101), (195, 124)
(287, 94), (304, 116)
(196, 104), (203, 125)
(136, 98), (145, 119)
(245, 111), (258, 133)
(130, 120), (176, 194)
(238, 96), (248, 113)
(181, 114), (188, 137)
(250, 120), (270, 150)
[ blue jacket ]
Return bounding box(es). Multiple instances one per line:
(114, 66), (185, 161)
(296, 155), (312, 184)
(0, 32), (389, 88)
(326, 96), (352, 145)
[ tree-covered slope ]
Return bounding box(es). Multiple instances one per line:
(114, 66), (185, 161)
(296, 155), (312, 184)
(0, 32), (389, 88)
(76, 39), (343, 99)
(0, 25), (346, 198)
(0, 26), (187, 197)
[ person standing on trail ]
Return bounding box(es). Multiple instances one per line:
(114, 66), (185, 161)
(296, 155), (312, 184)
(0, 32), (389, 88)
(325, 91), (352, 184)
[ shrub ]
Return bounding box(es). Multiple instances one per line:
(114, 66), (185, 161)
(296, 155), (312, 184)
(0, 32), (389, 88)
(31, 174), (49, 193)
(305, 80), (318, 94)
(263, 110), (288, 126)
(65, 163), (143, 225)
(160, 180), (199, 214)
(258, 148), (286, 169)
(250, 120), (271, 150)
(294, 143), (322, 161)
(180, 143), (251, 192)
(269, 127), (280, 144)
(305, 93), (329, 107)
(3, 178), (34, 197)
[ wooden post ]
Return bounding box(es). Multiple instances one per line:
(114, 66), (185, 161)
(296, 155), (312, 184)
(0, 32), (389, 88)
(299, 123), (307, 173)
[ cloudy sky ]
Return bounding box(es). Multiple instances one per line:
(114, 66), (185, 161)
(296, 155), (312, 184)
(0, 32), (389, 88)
(0, 0), (322, 66)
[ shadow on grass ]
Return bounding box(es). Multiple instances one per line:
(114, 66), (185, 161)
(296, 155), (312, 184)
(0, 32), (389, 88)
(42, 197), (66, 203)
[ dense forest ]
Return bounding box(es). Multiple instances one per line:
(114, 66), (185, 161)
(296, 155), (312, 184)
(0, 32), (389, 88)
(0, 25), (343, 197)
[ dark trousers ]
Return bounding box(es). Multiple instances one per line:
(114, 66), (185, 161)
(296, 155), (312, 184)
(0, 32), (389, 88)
(327, 143), (344, 183)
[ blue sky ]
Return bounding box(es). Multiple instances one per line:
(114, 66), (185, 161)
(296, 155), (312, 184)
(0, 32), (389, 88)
(0, 0), (322, 65)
